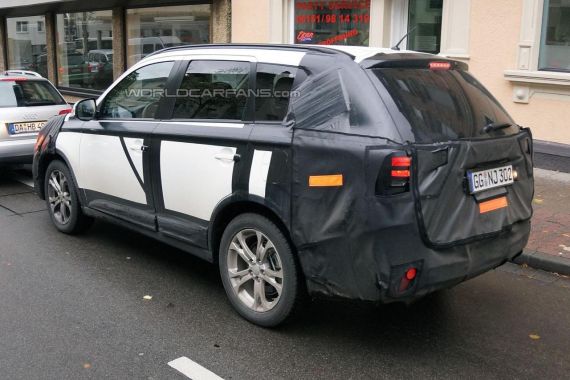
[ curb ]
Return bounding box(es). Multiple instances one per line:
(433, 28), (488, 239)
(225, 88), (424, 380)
(512, 250), (570, 277)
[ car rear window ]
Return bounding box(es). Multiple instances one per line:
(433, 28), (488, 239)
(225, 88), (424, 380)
(0, 80), (66, 107)
(369, 68), (518, 142)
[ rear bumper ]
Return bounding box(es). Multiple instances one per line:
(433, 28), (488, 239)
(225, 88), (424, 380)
(0, 138), (35, 164)
(296, 219), (531, 303)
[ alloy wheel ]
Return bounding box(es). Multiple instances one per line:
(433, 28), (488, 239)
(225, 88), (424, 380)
(47, 170), (72, 225)
(227, 229), (284, 312)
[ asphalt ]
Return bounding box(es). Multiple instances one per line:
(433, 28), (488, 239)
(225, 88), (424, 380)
(1, 171), (570, 379)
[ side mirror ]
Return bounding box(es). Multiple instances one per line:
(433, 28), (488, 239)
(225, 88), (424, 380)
(74, 98), (97, 121)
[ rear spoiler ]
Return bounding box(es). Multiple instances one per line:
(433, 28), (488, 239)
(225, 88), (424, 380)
(361, 54), (468, 71)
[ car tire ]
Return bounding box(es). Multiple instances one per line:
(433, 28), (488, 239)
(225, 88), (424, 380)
(219, 213), (301, 327)
(44, 160), (93, 234)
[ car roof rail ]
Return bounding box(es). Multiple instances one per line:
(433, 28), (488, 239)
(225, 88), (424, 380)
(2, 70), (43, 78)
(145, 43), (355, 59)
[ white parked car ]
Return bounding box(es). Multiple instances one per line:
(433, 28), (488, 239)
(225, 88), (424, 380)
(0, 70), (71, 164)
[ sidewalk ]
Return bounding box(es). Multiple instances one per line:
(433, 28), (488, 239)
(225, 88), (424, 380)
(513, 168), (570, 276)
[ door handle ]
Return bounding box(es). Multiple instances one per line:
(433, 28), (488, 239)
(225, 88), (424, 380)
(128, 139), (148, 152)
(214, 153), (240, 162)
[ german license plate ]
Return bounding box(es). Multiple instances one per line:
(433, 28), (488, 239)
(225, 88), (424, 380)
(8, 121), (46, 135)
(467, 165), (514, 194)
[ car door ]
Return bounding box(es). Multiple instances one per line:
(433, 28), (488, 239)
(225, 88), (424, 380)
(78, 60), (179, 230)
(150, 58), (255, 251)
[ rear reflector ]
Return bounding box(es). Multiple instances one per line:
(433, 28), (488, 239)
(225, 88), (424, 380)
(479, 196), (508, 214)
(309, 174), (343, 187)
(429, 61), (451, 70)
(59, 108), (72, 115)
(405, 268), (417, 280)
(391, 169), (411, 178)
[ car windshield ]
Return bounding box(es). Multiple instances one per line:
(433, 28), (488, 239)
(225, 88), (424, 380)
(66, 54), (85, 66)
(369, 68), (518, 142)
(0, 80), (66, 107)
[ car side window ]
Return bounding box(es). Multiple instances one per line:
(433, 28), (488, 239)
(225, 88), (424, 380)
(255, 63), (297, 122)
(99, 61), (174, 119)
(172, 60), (250, 121)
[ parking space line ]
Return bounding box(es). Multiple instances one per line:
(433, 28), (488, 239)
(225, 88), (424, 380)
(167, 357), (224, 380)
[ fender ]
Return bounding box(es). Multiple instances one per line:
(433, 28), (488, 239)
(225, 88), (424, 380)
(208, 192), (293, 259)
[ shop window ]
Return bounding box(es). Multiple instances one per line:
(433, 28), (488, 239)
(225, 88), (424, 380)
(126, 5), (211, 68)
(407, 0), (442, 54)
(55, 10), (114, 91)
(172, 61), (250, 121)
(539, 0), (570, 72)
(6, 17), (47, 76)
(293, 0), (370, 46)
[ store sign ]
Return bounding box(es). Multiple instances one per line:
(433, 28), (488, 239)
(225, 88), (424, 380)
(297, 31), (315, 43)
(294, 1), (371, 46)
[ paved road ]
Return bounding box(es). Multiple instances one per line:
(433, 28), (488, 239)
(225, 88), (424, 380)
(1, 169), (570, 380)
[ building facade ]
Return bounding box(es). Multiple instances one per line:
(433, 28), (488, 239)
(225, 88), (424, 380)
(0, 0), (568, 153)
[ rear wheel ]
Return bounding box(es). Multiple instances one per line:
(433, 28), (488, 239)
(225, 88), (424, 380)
(219, 213), (301, 327)
(44, 160), (93, 234)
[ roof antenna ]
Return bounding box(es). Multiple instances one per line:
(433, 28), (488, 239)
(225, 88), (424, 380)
(392, 26), (417, 51)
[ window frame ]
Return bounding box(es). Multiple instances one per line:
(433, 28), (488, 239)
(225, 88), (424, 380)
(124, 3), (213, 69)
(54, 9), (114, 92)
(16, 21), (29, 33)
(504, 0), (570, 103)
(6, 16), (48, 71)
(288, 0), (374, 46)
(538, 0), (570, 73)
(96, 60), (178, 122)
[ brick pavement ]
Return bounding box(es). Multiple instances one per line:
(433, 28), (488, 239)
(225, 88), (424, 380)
(527, 168), (570, 260)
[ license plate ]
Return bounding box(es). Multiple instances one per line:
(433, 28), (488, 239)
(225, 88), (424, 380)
(467, 165), (514, 194)
(8, 121), (46, 135)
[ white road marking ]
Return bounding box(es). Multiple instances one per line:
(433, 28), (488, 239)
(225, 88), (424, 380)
(168, 357), (224, 380)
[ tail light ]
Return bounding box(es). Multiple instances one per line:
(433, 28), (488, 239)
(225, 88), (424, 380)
(59, 108), (72, 115)
(399, 267), (418, 293)
(375, 152), (412, 196)
(390, 156), (411, 186)
(429, 61), (451, 70)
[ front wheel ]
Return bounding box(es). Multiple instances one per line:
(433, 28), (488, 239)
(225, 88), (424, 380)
(44, 160), (93, 234)
(219, 213), (301, 327)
